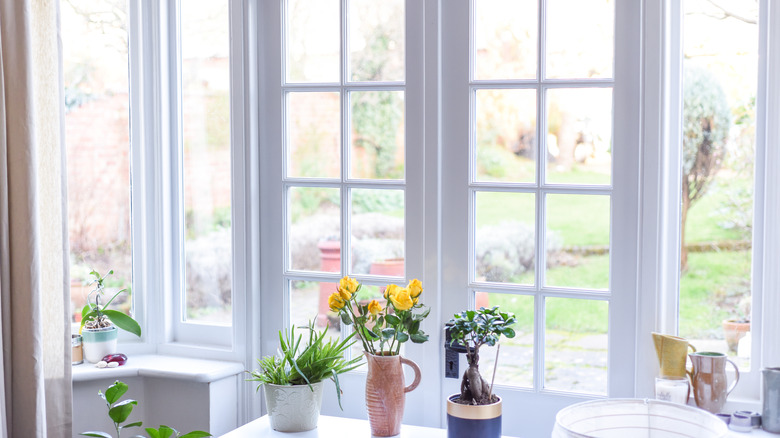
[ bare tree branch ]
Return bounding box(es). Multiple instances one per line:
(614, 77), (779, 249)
(703, 0), (757, 25)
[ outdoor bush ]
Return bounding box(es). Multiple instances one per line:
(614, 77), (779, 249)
(185, 229), (232, 309)
(352, 238), (404, 274)
(476, 221), (562, 282)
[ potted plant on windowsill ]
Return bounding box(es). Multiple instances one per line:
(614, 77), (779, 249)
(79, 270), (141, 363)
(328, 276), (430, 437)
(247, 320), (362, 433)
(446, 306), (516, 438)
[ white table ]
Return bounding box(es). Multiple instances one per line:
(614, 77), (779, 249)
(219, 415), (516, 438)
(220, 414), (778, 437)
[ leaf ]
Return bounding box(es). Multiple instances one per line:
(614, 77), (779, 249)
(340, 312), (353, 325)
(410, 333), (429, 343)
(146, 426), (175, 438)
(502, 327), (516, 338)
(108, 399), (137, 424)
(381, 328), (396, 340)
(145, 430), (160, 438)
(395, 332), (409, 343)
(105, 381), (128, 405)
(179, 432), (213, 438)
(81, 433), (113, 438)
(102, 309), (142, 337)
(123, 422), (143, 429)
(385, 314), (400, 326)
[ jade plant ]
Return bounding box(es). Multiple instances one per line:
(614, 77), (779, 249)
(447, 306), (516, 405)
(80, 270), (141, 337)
(247, 320), (362, 409)
(81, 380), (211, 438)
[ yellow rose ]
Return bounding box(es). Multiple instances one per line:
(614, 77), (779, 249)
(407, 279), (422, 298)
(367, 299), (382, 315)
(339, 276), (360, 294)
(384, 284), (401, 300)
(328, 292), (345, 311)
(389, 288), (413, 311)
(339, 289), (352, 301)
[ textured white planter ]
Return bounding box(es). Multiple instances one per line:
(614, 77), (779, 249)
(264, 381), (324, 432)
(81, 326), (118, 363)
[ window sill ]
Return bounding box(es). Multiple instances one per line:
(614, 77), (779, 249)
(72, 354), (244, 383)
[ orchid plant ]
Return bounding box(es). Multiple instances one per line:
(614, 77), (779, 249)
(328, 276), (430, 356)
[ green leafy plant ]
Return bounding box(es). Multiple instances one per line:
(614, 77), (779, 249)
(81, 381), (141, 438)
(448, 306), (516, 406)
(144, 426), (211, 438)
(81, 381), (211, 438)
(80, 269), (141, 337)
(247, 320), (362, 409)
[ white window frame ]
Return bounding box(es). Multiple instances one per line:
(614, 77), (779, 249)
(636, 0), (780, 408)
(439, 0), (641, 436)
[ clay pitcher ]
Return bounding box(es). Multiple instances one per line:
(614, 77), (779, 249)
(652, 332), (696, 377)
(688, 352), (739, 413)
(365, 353), (422, 436)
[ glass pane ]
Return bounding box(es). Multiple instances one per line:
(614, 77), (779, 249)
(477, 293), (534, 388)
(545, 298), (608, 394)
(291, 280), (342, 342)
(288, 92), (341, 178)
(545, 0), (614, 79)
(289, 187), (341, 273)
(286, 0), (340, 83)
(475, 192), (535, 285)
(474, 0), (538, 80)
(350, 189), (405, 276)
(546, 88), (612, 185)
(63, 0), (133, 323)
(181, 1), (232, 324)
(545, 194), (610, 290)
(679, 0), (757, 370)
(350, 91), (405, 179)
(348, 0), (404, 82)
(475, 89), (536, 183)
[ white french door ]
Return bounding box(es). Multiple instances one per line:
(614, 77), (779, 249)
(439, 1), (642, 436)
(256, 0), (430, 419)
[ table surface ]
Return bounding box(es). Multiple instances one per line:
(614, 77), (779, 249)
(220, 414), (779, 438)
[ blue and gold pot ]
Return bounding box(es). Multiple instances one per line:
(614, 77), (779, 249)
(446, 394), (502, 438)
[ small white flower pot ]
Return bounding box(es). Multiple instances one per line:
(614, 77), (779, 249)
(81, 326), (118, 363)
(264, 381), (324, 432)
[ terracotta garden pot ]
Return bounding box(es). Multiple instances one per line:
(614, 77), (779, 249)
(364, 352), (421, 436)
(722, 319), (750, 354)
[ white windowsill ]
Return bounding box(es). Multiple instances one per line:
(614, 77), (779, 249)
(72, 354), (244, 383)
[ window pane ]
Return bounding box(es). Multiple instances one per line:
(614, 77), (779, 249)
(679, 0), (757, 370)
(350, 189), (405, 276)
(348, 0), (404, 82)
(545, 297), (608, 394)
(291, 280), (342, 340)
(62, 0), (132, 323)
(545, 88), (612, 185)
(475, 192), (535, 285)
(475, 89), (536, 183)
(287, 92), (341, 179)
(474, 0), (538, 80)
(350, 91), (405, 179)
(289, 187), (341, 273)
(545, 0), (614, 79)
(477, 292), (534, 388)
(286, 0), (340, 83)
(181, 1), (232, 324)
(545, 194), (610, 290)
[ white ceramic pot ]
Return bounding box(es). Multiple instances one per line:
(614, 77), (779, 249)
(81, 326), (118, 363)
(264, 381), (324, 432)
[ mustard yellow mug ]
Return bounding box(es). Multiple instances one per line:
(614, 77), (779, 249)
(652, 332), (696, 378)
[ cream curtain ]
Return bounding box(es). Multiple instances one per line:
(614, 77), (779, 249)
(0, 0), (72, 437)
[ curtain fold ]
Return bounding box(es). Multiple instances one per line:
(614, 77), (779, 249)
(0, 0), (72, 437)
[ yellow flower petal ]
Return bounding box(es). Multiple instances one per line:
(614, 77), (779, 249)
(384, 284), (401, 300)
(339, 276), (360, 294)
(407, 279), (423, 298)
(389, 288), (413, 311)
(367, 299), (382, 315)
(328, 292), (345, 311)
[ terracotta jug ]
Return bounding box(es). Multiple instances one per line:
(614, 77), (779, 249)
(687, 352), (739, 413)
(652, 332), (696, 378)
(365, 353), (421, 436)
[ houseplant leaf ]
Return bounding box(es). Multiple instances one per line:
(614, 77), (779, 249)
(108, 399), (137, 423)
(178, 432), (213, 438)
(102, 309), (142, 337)
(105, 380), (128, 404)
(80, 433), (113, 438)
